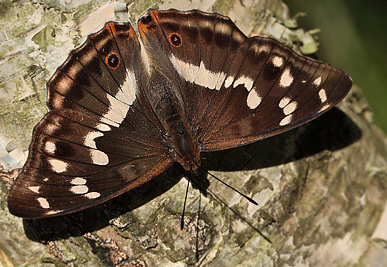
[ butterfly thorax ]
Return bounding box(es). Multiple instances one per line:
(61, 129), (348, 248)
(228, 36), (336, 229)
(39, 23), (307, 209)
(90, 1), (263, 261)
(169, 121), (201, 171)
(147, 70), (201, 171)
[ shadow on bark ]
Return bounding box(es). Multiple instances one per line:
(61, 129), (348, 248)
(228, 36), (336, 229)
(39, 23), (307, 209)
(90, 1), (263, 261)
(23, 107), (361, 243)
(202, 108), (362, 170)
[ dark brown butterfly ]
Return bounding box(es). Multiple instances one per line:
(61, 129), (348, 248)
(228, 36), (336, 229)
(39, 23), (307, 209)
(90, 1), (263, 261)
(8, 9), (352, 218)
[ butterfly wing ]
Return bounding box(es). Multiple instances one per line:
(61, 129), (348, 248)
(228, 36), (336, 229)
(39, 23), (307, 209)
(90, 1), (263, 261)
(198, 36), (353, 150)
(8, 22), (173, 218)
(138, 9), (247, 137)
(139, 9), (352, 151)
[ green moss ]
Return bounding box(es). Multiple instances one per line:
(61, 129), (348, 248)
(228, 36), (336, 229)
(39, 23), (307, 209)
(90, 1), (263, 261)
(0, 0), (12, 17)
(41, 257), (60, 264)
(213, 0), (234, 13)
(31, 26), (55, 52)
(73, 1), (109, 23)
(133, 0), (162, 13)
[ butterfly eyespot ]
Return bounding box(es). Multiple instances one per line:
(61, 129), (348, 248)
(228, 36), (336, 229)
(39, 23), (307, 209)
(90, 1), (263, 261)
(169, 33), (182, 47)
(182, 163), (191, 171)
(106, 52), (120, 69)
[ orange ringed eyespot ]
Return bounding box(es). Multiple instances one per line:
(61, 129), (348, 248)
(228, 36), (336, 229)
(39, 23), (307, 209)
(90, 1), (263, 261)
(183, 163), (190, 171)
(169, 33), (182, 47)
(106, 52), (120, 69)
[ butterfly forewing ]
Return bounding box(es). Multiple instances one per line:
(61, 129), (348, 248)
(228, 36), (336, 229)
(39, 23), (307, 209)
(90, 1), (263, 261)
(142, 10), (352, 151)
(201, 40), (352, 150)
(48, 23), (141, 128)
(139, 10), (248, 138)
(8, 107), (173, 218)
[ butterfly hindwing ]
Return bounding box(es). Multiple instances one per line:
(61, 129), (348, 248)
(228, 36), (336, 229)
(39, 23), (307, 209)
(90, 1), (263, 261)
(8, 108), (173, 218)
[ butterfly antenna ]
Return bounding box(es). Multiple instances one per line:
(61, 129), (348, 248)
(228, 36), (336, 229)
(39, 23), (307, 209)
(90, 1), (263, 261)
(199, 166), (258, 205)
(207, 186), (271, 243)
(196, 191), (201, 261)
(189, 176), (272, 244)
(181, 177), (190, 230)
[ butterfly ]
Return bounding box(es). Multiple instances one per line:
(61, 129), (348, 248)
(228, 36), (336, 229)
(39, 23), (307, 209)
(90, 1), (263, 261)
(8, 9), (352, 218)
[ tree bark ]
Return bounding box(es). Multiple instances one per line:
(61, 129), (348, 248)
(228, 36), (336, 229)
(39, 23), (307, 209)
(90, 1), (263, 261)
(0, 0), (386, 266)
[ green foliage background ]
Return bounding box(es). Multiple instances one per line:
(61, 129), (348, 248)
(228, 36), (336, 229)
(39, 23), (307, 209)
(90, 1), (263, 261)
(286, 0), (387, 133)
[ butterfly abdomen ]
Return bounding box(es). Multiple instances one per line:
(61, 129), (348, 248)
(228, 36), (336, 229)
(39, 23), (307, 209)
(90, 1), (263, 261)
(146, 70), (200, 171)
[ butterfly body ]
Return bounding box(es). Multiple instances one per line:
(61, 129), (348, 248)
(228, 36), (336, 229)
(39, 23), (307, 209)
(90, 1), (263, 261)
(145, 69), (201, 171)
(8, 9), (352, 218)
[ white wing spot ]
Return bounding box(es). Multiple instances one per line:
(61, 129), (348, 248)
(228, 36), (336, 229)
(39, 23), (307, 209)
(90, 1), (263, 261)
(45, 124), (59, 135)
(122, 69), (137, 104)
(70, 185), (89, 194)
(279, 114), (293, 126)
(85, 192), (100, 199)
(44, 141), (56, 154)
(45, 210), (63, 216)
(37, 197), (50, 209)
(280, 68), (293, 88)
(197, 61), (222, 90)
(140, 39), (151, 75)
(224, 76), (234, 88)
(28, 186), (40, 193)
(313, 77), (322, 86)
(84, 132), (109, 165)
(90, 150), (109, 165)
(319, 88), (327, 103)
(71, 177), (87, 185)
(260, 45), (271, 53)
(84, 131), (103, 149)
(272, 56), (284, 67)
(169, 54), (198, 84)
(301, 80), (307, 83)
(99, 117), (119, 128)
(49, 159), (68, 173)
(246, 89), (262, 109)
(103, 92), (130, 125)
(169, 55), (224, 90)
(215, 71), (227, 90)
(283, 101), (297, 115)
(96, 123), (111, 132)
(279, 97), (291, 108)
(234, 75), (254, 91)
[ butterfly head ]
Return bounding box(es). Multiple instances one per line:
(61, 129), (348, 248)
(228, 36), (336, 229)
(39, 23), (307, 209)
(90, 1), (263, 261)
(181, 158), (202, 172)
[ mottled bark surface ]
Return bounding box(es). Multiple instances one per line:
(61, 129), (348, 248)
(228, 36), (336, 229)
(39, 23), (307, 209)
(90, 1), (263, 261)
(0, 0), (386, 266)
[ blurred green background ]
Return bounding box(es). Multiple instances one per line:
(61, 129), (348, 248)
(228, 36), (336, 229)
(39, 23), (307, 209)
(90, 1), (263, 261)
(285, 0), (387, 133)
